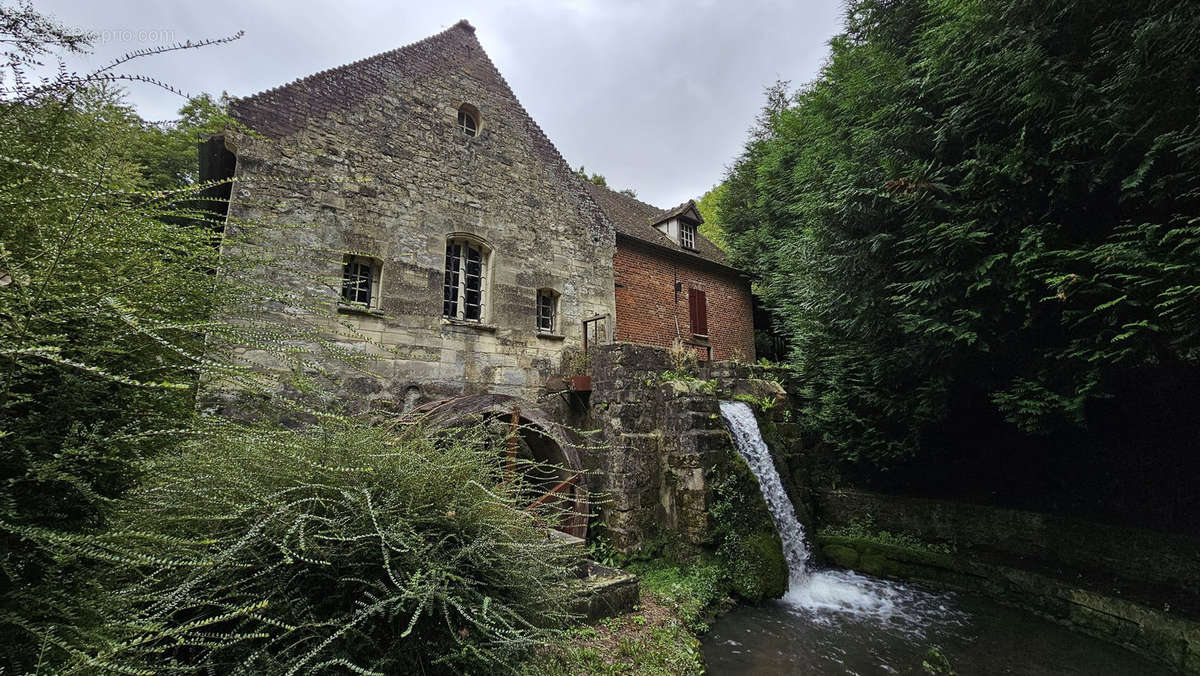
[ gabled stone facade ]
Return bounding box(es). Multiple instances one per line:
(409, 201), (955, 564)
(217, 21), (615, 408)
(211, 19), (755, 414)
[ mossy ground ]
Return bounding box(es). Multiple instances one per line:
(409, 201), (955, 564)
(526, 589), (705, 675)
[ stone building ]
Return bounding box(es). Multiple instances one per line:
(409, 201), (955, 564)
(206, 19), (753, 409)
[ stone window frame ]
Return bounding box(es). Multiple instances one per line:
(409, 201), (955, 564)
(340, 253), (382, 312)
(443, 233), (493, 323)
(457, 103), (481, 138)
(680, 222), (697, 250)
(536, 288), (560, 334)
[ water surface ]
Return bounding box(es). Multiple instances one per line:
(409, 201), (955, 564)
(712, 401), (1167, 674)
(703, 569), (1169, 675)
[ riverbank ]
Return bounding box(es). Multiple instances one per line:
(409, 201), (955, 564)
(812, 489), (1200, 673)
(527, 558), (732, 674)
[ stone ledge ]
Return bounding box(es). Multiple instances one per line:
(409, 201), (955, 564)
(440, 318), (498, 333)
(336, 302), (385, 317)
(535, 332), (566, 341)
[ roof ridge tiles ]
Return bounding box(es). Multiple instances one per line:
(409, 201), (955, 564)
(232, 20), (471, 108)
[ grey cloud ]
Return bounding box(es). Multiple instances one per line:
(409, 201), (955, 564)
(36, 0), (843, 206)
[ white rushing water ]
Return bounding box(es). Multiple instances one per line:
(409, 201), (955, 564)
(718, 400), (812, 585)
(718, 400), (965, 629)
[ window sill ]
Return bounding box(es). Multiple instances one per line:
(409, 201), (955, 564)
(337, 303), (384, 317)
(691, 334), (709, 340)
(442, 318), (498, 333)
(536, 332), (566, 341)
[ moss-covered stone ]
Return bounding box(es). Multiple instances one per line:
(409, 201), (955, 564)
(706, 439), (789, 603)
(727, 530), (789, 603)
(858, 551), (887, 576)
(822, 543), (860, 568)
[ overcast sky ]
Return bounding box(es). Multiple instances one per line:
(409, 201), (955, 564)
(36, 0), (844, 207)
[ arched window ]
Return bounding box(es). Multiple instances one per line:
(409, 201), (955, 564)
(443, 236), (490, 322)
(457, 103), (480, 138)
(536, 288), (559, 334)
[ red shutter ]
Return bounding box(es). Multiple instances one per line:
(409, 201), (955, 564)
(689, 289), (708, 336)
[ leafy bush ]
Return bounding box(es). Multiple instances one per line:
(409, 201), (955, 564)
(631, 559), (727, 632)
(820, 516), (953, 555)
(42, 419), (577, 673)
(719, 0), (1200, 465)
(0, 9), (381, 668)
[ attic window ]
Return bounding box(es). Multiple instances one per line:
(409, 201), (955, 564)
(457, 103), (480, 137)
(681, 222), (697, 250)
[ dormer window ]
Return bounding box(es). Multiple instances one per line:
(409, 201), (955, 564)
(457, 103), (480, 138)
(681, 222), (697, 250)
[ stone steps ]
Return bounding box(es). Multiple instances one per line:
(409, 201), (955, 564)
(569, 561), (640, 622)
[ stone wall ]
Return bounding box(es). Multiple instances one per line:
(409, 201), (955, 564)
(219, 23), (615, 410)
(584, 344), (729, 551)
(613, 238), (754, 361)
(816, 489), (1200, 593)
(583, 343), (796, 569)
(816, 534), (1200, 674)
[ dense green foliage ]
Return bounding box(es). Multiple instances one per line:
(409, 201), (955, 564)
(719, 0), (1200, 464)
(0, 8), (578, 673)
(695, 183), (728, 252)
(56, 421), (576, 674)
(706, 453), (788, 603)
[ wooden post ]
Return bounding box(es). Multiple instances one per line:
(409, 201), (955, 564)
(505, 406), (520, 478)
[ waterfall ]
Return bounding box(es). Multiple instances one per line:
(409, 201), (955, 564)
(719, 400), (810, 586)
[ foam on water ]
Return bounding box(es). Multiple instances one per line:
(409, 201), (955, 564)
(718, 400), (964, 634)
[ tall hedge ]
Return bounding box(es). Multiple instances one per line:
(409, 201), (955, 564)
(720, 0), (1200, 465)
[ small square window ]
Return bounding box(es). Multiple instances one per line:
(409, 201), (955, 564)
(341, 255), (380, 309)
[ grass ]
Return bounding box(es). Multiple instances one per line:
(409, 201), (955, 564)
(526, 556), (739, 675)
(819, 515), (954, 555)
(526, 593), (704, 675)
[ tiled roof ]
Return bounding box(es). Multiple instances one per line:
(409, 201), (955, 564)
(229, 21), (571, 177)
(582, 182), (731, 268)
(228, 19), (613, 238)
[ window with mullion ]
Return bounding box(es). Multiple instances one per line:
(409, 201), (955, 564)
(536, 289), (556, 333)
(443, 239), (487, 322)
(681, 223), (696, 250)
(341, 256), (378, 308)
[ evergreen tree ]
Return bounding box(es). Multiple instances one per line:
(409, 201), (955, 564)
(720, 0), (1200, 464)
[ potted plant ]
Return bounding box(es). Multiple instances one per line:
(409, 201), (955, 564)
(563, 349), (591, 392)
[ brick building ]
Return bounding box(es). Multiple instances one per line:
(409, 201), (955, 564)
(584, 184), (754, 362)
(208, 19), (753, 411)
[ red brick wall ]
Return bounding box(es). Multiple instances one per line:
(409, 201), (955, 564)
(613, 238), (755, 361)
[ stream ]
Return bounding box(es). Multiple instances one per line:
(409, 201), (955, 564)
(710, 401), (1170, 675)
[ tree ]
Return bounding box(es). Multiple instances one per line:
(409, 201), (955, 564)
(720, 0), (1200, 465)
(695, 182), (728, 251)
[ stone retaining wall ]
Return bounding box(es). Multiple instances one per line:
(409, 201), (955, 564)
(816, 534), (1200, 674)
(817, 489), (1200, 593)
